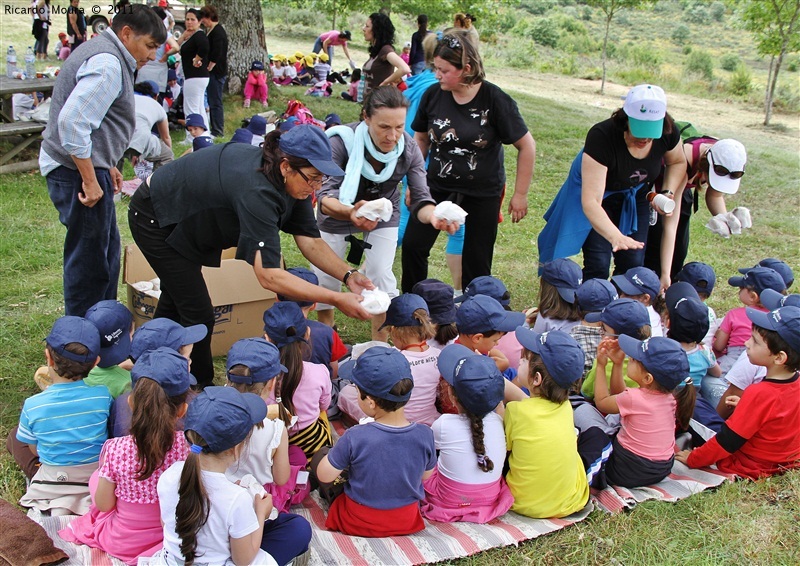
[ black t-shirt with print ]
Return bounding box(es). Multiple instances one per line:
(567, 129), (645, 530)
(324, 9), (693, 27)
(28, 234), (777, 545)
(412, 81), (528, 197)
(583, 118), (681, 193)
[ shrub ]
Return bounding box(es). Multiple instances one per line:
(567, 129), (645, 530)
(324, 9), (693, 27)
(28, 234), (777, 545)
(683, 45), (693, 55)
(629, 44), (662, 67)
(671, 25), (690, 45)
(530, 18), (560, 48)
(773, 82), (800, 113)
(787, 57), (799, 72)
(581, 6), (592, 21)
(720, 54), (740, 72)
(685, 50), (714, 80)
(686, 5), (710, 25)
(727, 64), (752, 96)
(519, 0), (555, 16)
(710, 1), (726, 22)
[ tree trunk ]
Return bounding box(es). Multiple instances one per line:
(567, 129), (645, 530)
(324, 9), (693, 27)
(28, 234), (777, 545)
(214, 0), (268, 95)
(765, 48), (786, 126)
(600, 14), (612, 94)
(764, 55), (775, 125)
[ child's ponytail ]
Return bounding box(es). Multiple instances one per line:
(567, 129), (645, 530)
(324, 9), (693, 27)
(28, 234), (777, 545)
(130, 378), (188, 480)
(673, 380), (697, 432)
(466, 410), (493, 473)
(275, 341), (307, 426)
(176, 431), (211, 566)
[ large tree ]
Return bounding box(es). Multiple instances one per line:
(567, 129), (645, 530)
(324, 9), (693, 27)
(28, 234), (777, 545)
(211, 0), (269, 94)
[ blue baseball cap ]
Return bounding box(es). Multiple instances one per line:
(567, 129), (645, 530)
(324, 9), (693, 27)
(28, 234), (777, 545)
(612, 266), (661, 302)
(541, 258), (583, 304)
(760, 289), (800, 310)
(85, 300), (133, 368)
(276, 267), (319, 307)
(338, 346), (413, 402)
(167, 69), (178, 81)
(746, 306), (800, 353)
(226, 338), (286, 384)
(185, 113), (207, 130)
(230, 128), (253, 144)
(131, 347), (196, 396)
(192, 136), (214, 151)
(263, 301), (309, 349)
(514, 328), (585, 388)
(728, 267), (786, 295)
(618, 335), (689, 391)
(247, 115), (267, 136)
(46, 316), (101, 363)
(740, 259), (794, 289)
(251, 60), (265, 71)
(412, 278), (456, 325)
(279, 116), (299, 132)
(130, 318), (208, 361)
(456, 295), (525, 335)
(674, 262), (716, 297)
(436, 343), (504, 417)
(665, 282), (709, 343)
(575, 278), (618, 313)
(455, 276), (510, 307)
(324, 113), (342, 129)
(380, 293), (429, 330)
(585, 298), (650, 338)
(278, 124), (345, 176)
(184, 386), (267, 452)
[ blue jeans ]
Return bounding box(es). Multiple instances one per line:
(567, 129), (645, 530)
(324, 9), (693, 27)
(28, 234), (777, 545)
(411, 61), (427, 75)
(260, 512), (311, 566)
(312, 38), (335, 65)
(47, 166), (120, 316)
(207, 73), (226, 137)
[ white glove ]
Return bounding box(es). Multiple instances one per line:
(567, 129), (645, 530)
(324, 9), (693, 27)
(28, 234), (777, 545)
(731, 206), (752, 229)
(706, 214), (731, 238)
(349, 59), (357, 70)
(354, 198), (392, 222)
(433, 201), (468, 224)
(724, 211), (742, 235)
(360, 289), (391, 315)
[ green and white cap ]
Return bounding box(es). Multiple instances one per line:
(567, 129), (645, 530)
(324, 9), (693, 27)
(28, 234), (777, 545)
(623, 84), (667, 139)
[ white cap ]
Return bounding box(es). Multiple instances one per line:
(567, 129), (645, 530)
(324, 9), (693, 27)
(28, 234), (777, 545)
(404, 41), (412, 48)
(707, 139), (747, 195)
(623, 84), (667, 139)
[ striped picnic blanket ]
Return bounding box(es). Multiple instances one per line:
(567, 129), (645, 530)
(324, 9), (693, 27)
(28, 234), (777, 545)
(26, 508), (127, 566)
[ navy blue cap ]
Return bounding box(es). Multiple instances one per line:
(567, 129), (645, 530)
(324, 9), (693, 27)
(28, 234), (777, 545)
(46, 316), (101, 363)
(263, 301), (309, 349)
(130, 318), (208, 361)
(436, 344), (504, 417)
(279, 116), (298, 132)
(278, 124), (345, 176)
(412, 279), (456, 325)
(276, 267), (319, 307)
(741, 259), (794, 288)
(247, 115), (267, 136)
(379, 293), (429, 330)
(728, 267), (786, 295)
(746, 306), (800, 353)
(192, 136), (214, 151)
(584, 298), (650, 338)
(338, 346), (413, 402)
(618, 335), (689, 391)
(575, 278), (618, 313)
(167, 69), (178, 81)
(324, 113), (341, 129)
(185, 113), (207, 130)
(612, 267), (661, 302)
(514, 328), (585, 388)
(226, 338), (286, 384)
(665, 282), (709, 343)
(251, 60), (265, 71)
(184, 386), (267, 452)
(131, 347), (196, 396)
(455, 276), (510, 306)
(674, 262), (716, 297)
(85, 300), (133, 368)
(760, 289), (800, 310)
(230, 129), (252, 144)
(541, 258), (583, 304)
(456, 295), (525, 335)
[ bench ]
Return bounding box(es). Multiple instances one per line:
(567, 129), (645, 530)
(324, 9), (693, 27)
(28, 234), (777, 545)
(0, 121), (46, 173)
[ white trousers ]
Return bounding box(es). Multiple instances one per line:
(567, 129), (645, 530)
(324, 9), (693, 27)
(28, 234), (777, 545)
(183, 77), (209, 139)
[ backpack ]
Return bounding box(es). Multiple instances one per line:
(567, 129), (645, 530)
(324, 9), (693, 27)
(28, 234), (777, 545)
(674, 120), (702, 142)
(283, 99), (325, 128)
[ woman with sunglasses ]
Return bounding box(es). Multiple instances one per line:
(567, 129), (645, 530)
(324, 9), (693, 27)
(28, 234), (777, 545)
(538, 84), (686, 291)
(644, 138), (747, 278)
(129, 125), (375, 388)
(314, 86), (459, 341)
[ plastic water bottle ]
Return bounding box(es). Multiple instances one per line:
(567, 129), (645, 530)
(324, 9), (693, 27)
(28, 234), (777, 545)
(25, 47), (36, 79)
(6, 46), (17, 78)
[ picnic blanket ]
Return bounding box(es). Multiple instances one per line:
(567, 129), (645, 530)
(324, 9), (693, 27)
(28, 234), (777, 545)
(26, 508), (127, 566)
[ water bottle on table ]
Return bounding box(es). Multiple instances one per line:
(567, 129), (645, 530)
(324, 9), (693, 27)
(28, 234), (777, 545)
(6, 46), (17, 78)
(25, 47), (36, 79)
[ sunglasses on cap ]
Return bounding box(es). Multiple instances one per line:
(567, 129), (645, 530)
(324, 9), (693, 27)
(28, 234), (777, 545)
(708, 150), (745, 180)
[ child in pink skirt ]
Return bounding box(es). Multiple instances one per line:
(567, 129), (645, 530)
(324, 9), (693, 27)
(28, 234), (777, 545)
(243, 60), (269, 108)
(60, 348), (192, 565)
(421, 343), (513, 523)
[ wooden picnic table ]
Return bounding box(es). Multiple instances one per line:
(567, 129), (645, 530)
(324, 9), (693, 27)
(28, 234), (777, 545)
(0, 76), (56, 173)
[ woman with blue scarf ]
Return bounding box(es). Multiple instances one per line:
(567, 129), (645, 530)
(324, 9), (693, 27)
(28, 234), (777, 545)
(537, 84), (686, 290)
(313, 86), (459, 340)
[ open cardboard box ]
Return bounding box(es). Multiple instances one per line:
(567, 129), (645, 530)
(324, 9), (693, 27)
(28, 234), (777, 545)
(123, 244), (276, 356)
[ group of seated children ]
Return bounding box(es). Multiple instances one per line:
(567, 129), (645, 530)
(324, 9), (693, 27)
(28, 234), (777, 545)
(7, 254), (799, 562)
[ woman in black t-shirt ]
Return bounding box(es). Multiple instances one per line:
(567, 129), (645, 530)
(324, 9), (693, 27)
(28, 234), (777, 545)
(178, 9), (209, 142)
(361, 12), (410, 98)
(401, 30), (536, 293)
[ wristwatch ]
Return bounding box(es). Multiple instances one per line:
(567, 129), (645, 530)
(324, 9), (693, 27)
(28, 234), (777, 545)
(342, 268), (359, 286)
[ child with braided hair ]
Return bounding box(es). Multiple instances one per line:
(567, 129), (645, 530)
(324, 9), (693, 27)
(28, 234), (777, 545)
(420, 344), (513, 523)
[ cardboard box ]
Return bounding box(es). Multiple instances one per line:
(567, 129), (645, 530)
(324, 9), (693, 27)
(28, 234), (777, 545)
(123, 244), (276, 356)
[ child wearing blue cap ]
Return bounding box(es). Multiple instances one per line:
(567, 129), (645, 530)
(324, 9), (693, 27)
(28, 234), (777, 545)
(313, 347), (436, 537)
(421, 344), (513, 523)
(83, 300), (135, 398)
(569, 278), (619, 376)
(678, 306), (800, 479)
(531, 258), (583, 334)
(674, 261), (717, 348)
(714, 266), (787, 374)
(612, 266), (665, 337)
(595, 336), (696, 488)
(154, 387), (281, 566)
(505, 329), (591, 518)
(412, 278), (458, 350)
(60, 348), (192, 563)
(11, 316), (112, 515)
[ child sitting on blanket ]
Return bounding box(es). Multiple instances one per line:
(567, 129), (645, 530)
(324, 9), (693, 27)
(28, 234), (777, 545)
(313, 347), (436, 537)
(677, 305), (800, 479)
(11, 317), (112, 516)
(421, 344), (513, 523)
(569, 278), (618, 377)
(612, 266), (665, 337)
(60, 348), (191, 565)
(528, 258), (583, 335)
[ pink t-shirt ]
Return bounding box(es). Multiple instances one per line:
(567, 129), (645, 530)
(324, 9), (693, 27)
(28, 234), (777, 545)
(320, 30), (347, 46)
(402, 348), (442, 426)
(268, 361), (331, 433)
(496, 331), (523, 370)
(615, 388), (676, 461)
(719, 306), (767, 348)
(98, 430), (188, 504)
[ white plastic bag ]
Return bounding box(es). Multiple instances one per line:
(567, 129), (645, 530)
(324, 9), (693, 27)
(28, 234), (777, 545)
(433, 201), (468, 224)
(360, 289), (391, 315)
(354, 198), (392, 222)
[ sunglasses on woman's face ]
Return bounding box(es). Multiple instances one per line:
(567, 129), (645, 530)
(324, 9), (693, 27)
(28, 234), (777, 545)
(708, 150), (745, 179)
